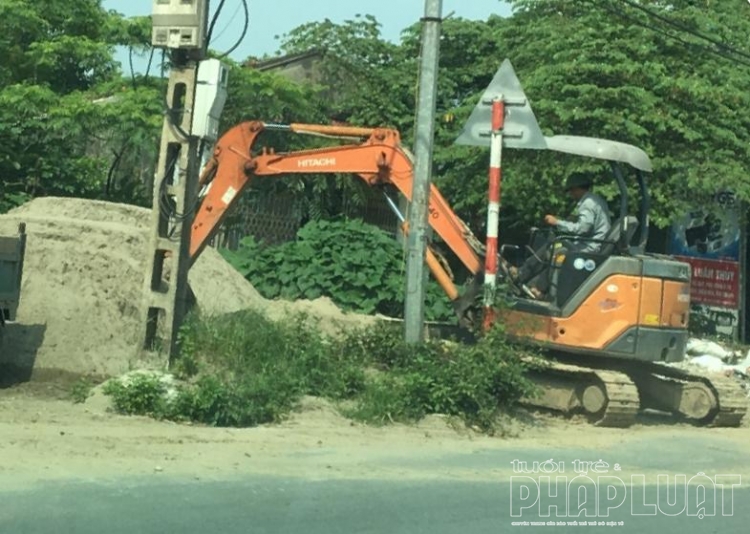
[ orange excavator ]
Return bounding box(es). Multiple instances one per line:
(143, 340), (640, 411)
(187, 120), (747, 428)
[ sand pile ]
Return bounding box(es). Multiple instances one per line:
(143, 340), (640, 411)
(0, 197), (375, 380)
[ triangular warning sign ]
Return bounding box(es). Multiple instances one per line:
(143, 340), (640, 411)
(454, 59), (547, 149)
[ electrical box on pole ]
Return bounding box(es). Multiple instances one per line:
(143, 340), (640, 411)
(192, 59), (229, 143)
(193, 59), (230, 168)
(152, 0), (209, 50)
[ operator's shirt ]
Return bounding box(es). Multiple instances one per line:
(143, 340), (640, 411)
(555, 191), (611, 253)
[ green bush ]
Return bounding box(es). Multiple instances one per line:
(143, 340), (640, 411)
(139, 309), (368, 426)
(103, 373), (170, 417)
(220, 219), (455, 322)
(340, 323), (540, 433)
(169, 374), (300, 427)
(69, 377), (94, 404)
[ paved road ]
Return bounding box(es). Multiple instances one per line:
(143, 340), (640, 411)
(2, 423), (750, 534)
(1, 474), (748, 534)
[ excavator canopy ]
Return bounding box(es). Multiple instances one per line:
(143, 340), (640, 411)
(544, 135), (653, 173)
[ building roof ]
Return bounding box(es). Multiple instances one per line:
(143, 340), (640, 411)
(245, 49), (325, 71)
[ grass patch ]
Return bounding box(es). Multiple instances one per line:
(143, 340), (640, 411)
(69, 376), (94, 404)
(339, 322), (540, 433)
(104, 309), (540, 435)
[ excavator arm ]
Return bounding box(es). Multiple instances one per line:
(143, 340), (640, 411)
(190, 120), (486, 319)
(192, 121), (379, 260)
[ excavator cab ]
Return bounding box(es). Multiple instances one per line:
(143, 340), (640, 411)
(544, 214), (639, 307)
(482, 133), (750, 429)
(494, 136), (692, 364)
(505, 135), (651, 309)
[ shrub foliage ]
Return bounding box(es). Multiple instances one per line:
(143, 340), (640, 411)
(221, 219), (456, 322)
(103, 310), (540, 435)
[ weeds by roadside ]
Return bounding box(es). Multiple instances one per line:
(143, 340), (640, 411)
(103, 373), (171, 416)
(101, 309), (540, 435)
(339, 322), (540, 433)
(69, 377), (94, 404)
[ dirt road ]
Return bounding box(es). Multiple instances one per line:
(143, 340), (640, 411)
(2, 381), (749, 491)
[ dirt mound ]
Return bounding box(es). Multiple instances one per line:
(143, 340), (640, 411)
(0, 197), (374, 380)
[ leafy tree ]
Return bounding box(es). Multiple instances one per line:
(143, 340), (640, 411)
(0, 0), (334, 212)
(220, 63), (325, 130)
(0, 0), (154, 211)
(277, 14), (415, 130)
(0, 0), (120, 91)
(87, 78), (164, 204)
(438, 0), (750, 231)
(272, 3), (750, 242)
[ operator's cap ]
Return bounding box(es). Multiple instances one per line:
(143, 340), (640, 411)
(564, 173), (593, 191)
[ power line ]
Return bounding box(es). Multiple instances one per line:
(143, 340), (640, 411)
(594, 0), (750, 70)
(206, 0), (228, 46)
(217, 0), (249, 60)
(208, 1), (244, 44)
(205, 0), (250, 60)
(615, 0), (750, 63)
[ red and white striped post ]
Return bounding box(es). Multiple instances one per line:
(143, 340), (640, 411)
(483, 97), (505, 329)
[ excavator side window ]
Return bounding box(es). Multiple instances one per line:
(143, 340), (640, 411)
(548, 246), (611, 307)
(544, 216), (640, 306)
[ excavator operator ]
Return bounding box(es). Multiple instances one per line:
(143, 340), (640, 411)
(508, 172), (611, 299)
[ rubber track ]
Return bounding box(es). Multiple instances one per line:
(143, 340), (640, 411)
(422, 323), (747, 427)
(644, 362), (748, 427)
(528, 359), (640, 427)
(524, 358), (748, 428)
(591, 368), (641, 427)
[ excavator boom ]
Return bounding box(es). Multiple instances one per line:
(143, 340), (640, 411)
(190, 121), (485, 309)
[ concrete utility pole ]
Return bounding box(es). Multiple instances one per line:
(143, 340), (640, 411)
(404, 0), (443, 344)
(142, 0), (209, 360)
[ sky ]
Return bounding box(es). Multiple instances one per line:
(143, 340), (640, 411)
(104, 0), (512, 72)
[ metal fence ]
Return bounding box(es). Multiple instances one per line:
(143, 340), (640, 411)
(209, 194), (302, 250)
(208, 192), (402, 251)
